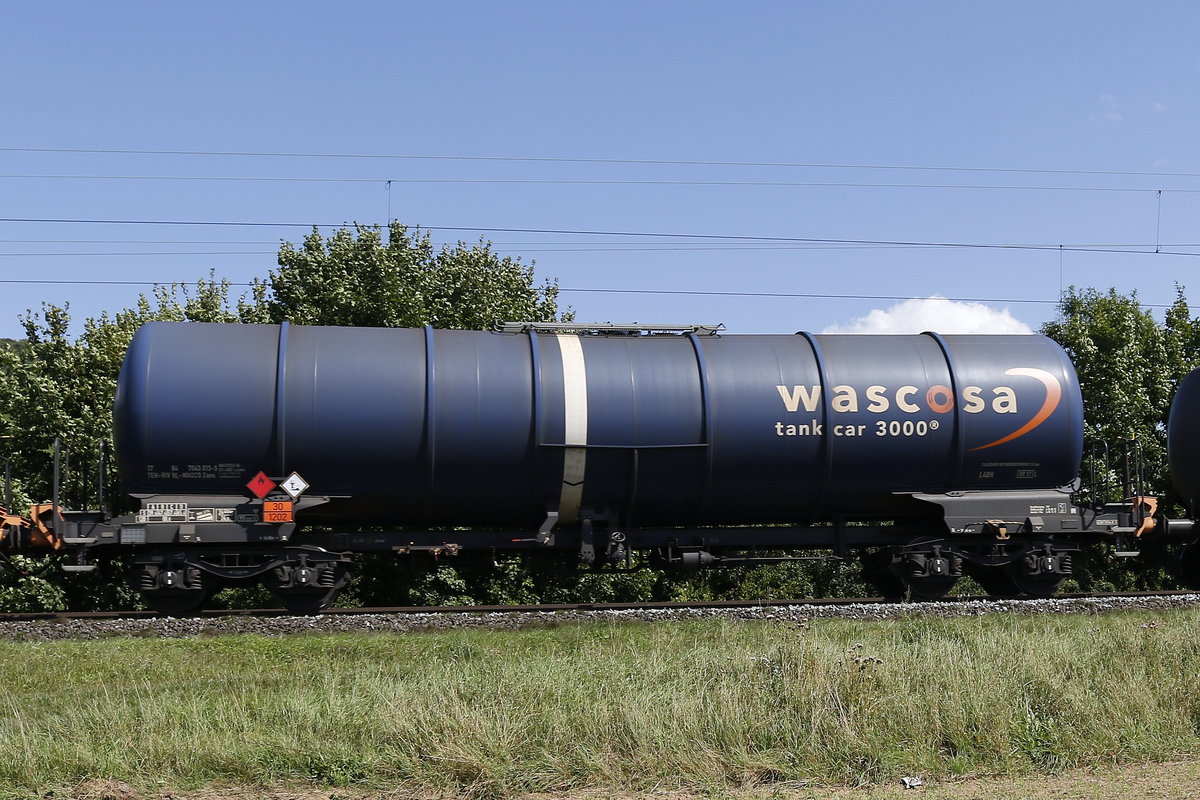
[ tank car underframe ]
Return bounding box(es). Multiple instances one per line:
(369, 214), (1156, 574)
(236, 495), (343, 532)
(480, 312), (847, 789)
(50, 483), (1166, 612)
(78, 523), (1100, 610)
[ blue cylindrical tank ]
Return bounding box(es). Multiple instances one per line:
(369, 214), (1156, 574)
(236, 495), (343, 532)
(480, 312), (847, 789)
(114, 322), (1084, 526)
(1169, 368), (1200, 515)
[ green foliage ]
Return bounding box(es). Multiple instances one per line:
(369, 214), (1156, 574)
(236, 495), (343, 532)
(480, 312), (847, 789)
(55, 557), (144, 611)
(0, 556), (67, 611)
(259, 222), (565, 328)
(343, 552), (660, 607)
(0, 338), (28, 358)
(0, 275), (251, 511)
(209, 582), (276, 611)
(341, 549), (875, 608)
(1041, 286), (1200, 504)
(1040, 286), (1200, 591)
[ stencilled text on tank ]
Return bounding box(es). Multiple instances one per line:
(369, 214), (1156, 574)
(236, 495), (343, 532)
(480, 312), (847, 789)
(145, 463), (244, 480)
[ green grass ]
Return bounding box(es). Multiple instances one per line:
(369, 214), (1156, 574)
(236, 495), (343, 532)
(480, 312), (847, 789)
(4, 610), (1200, 797)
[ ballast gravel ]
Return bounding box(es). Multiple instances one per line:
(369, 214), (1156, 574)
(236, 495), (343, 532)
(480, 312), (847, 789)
(3, 594), (1200, 640)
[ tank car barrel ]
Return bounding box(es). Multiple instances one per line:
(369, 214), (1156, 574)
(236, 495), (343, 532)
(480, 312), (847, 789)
(113, 322), (1085, 530)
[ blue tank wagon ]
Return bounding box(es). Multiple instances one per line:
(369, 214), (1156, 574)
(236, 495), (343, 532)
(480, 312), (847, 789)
(8, 321), (1187, 614)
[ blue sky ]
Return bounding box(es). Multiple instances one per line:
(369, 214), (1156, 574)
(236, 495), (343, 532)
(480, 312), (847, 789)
(2, 1), (1198, 338)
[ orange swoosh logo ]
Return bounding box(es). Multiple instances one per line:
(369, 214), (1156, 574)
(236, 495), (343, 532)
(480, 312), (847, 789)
(969, 367), (1062, 451)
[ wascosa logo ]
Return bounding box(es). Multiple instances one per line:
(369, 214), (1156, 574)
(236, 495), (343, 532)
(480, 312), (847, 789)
(774, 367), (1062, 449)
(969, 367), (1062, 451)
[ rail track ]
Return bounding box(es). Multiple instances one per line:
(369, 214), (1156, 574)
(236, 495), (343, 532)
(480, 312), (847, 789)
(2, 590), (1198, 623)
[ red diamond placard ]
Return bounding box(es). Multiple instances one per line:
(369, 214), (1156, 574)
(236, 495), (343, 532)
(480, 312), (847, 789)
(246, 471), (277, 499)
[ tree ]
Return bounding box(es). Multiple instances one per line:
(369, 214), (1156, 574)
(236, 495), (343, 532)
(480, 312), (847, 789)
(0, 276), (251, 513)
(257, 222), (566, 328)
(1041, 286), (1199, 503)
(1040, 286), (1200, 591)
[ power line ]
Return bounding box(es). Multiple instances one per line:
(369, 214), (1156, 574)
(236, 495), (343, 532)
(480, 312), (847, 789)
(0, 279), (212, 286)
(2, 217), (1199, 258)
(0, 278), (1188, 310)
(1, 237), (1194, 249)
(0, 173), (1187, 193)
(561, 287), (1073, 305)
(0, 247), (908, 257)
(7, 243), (1200, 257)
(0, 279), (1066, 304)
(0, 251), (273, 257)
(0, 239), (283, 245)
(0, 217), (323, 229)
(0, 239), (913, 251)
(3, 145), (1200, 180)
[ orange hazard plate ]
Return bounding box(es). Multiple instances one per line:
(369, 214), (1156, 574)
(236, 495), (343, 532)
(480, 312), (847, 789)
(262, 501), (294, 523)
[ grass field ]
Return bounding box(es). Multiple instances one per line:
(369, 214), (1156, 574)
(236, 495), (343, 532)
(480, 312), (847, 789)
(5, 610), (1200, 798)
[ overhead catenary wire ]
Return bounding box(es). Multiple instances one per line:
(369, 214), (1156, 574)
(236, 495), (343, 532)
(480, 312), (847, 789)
(0, 240), (937, 252)
(5, 243), (1200, 256)
(5, 145), (1200, 180)
(0, 239), (285, 244)
(2, 238), (1197, 249)
(2, 216), (1199, 258)
(0, 278), (1187, 311)
(0, 251), (276, 256)
(0, 173), (1192, 193)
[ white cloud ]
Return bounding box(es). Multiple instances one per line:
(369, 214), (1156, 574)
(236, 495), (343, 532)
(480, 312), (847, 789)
(822, 296), (1033, 334)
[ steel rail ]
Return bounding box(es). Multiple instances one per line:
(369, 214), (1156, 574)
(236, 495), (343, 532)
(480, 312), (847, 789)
(0, 591), (1197, 623)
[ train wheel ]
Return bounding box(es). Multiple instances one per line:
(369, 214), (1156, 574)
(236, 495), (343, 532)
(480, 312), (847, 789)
(861, 549), (906, 599)
(140, 586), (209, 616)
(1008, 545), (1071, 599)
(1178, 542), (1200, 589)
(134, 563), (212, 617)
(271, 585), (344, 615)
(896, 539), (963, 601)
(268, 562), (351, 615)
(965, 564), (1024, 599)
(1006, 568), (1066, 599)
(966, 562), (1066, 599)
(906, 577), (959, 601)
